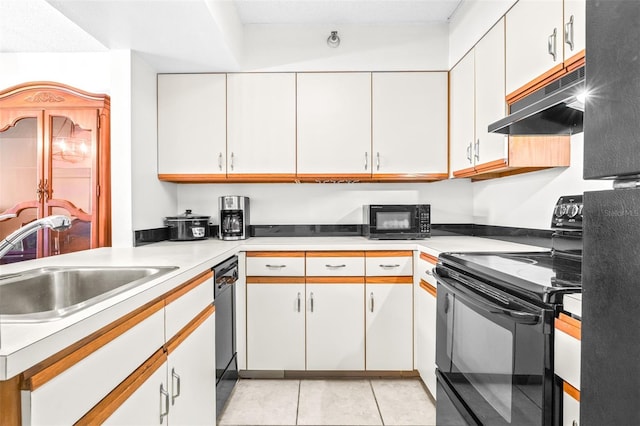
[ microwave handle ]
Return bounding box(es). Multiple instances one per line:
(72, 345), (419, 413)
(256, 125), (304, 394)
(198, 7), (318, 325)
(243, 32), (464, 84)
(435, 272), (541, 325)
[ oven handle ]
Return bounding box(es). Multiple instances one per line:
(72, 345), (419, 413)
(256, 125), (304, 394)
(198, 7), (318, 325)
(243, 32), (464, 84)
(436, 272), (542, 325)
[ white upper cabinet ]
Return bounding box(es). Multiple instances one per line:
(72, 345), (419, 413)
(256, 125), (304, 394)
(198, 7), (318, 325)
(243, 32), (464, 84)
(297, 73), (372, 176)
(372, 72), (448, 176)
(474, 18), (507, 167)
(158, 74), (226, 176)
(450, 51), (475, 174)
(505, 0), (564, 96)
(227, 73), (297, 176)
(564, 0), (586, 60)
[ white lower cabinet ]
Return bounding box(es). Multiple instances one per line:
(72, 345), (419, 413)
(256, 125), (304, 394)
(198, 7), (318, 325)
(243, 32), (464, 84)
(563, 384), (580, 426)
(306, 282), (365, 370)
(416, 281), (437, 396)
(365, 283), (413, 370)
(247, 282), (306, 370)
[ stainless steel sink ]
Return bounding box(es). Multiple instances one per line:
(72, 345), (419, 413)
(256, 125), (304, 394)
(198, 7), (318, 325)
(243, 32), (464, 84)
(0, 266), (177, 323)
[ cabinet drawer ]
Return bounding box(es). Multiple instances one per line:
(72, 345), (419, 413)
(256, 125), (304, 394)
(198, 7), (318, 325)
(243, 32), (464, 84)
(22, 306), (165, 425)
(366, 253), (413, 276)
(246, 252), (305, 276)
(165, 270), (214, 341)
(554, 314), (581, 389)
(306, 256), (364, 276)
(562, 382), (580, 426)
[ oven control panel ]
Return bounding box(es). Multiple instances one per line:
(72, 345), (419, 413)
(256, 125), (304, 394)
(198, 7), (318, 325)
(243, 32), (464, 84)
(551, 194), (583, 229)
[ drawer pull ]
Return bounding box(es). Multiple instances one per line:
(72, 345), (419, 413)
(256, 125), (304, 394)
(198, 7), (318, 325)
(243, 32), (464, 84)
(160, 383), (170, 423)
(425, 269), (433, 276)
(325, 264), (346, 269)
(379, 264), (400, 269)
(297, 292), (301, 312)
(310, 292), (314, 312)
(171, 368), (181, 405)
(370, 292), (375, 312)
(266, 264), (287, 269)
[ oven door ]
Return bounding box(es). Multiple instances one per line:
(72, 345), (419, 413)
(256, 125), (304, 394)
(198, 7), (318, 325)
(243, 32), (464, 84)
(435, 270), (554, 426)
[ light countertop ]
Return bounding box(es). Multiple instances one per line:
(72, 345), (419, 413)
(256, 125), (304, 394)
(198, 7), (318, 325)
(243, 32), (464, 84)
(0, 235), (544, 380)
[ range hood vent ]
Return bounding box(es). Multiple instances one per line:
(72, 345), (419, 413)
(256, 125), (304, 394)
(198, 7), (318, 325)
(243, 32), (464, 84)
(489, 66), (585, 135)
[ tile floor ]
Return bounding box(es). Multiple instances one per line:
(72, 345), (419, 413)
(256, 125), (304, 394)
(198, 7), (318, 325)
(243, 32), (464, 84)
(218, 378), (436, 426)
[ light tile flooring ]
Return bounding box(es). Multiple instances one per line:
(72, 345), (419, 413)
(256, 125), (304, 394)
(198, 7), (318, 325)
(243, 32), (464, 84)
(218, 378), (436, 426)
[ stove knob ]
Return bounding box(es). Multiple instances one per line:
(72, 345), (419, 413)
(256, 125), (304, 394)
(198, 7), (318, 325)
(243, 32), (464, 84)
(554, 204), (567, 218)
(567, 203), (579, 218)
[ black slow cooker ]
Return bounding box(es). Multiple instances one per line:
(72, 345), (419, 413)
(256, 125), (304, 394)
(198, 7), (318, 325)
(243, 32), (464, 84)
(164, 209), (211, 241)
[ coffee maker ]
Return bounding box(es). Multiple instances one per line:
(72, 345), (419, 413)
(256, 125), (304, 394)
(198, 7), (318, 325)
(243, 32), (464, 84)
(218, 196), (250, 240)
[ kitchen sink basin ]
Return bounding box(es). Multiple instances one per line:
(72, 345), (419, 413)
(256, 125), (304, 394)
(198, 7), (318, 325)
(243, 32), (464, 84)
(0, 266), (177, 323)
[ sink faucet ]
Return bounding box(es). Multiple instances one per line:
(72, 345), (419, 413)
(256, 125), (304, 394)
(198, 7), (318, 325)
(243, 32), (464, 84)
(0, 215), (72, 259)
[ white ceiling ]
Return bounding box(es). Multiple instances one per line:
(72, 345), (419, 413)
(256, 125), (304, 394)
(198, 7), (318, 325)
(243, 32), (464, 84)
(0, 0), (464, 71)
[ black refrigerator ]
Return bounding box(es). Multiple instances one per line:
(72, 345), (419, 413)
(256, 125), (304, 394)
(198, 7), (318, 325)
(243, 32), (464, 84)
(582, 1), (640, 424)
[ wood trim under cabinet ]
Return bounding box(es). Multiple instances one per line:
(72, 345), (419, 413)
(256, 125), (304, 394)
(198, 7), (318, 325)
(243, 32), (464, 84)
(224, 174), (297, 183)
(246, 251), (305, 257)
(246, 276), (306, 284)
(306, 251), (365, 257)
(22, 299), (166, 391)
(563, 381), (581, 402)
(365, 250), (413, 257)
(452, 165), (478, 178)
(419, 252), (438, 264)
(74, 348), (167, 426)
(306, 276), (365, 284)
(420, 279), (437, 297)
(507, 136), (570, 167)
(158, 174), (228, 183)
(295, 173), (373, 183)
(564, 50), (586, 73)
(165, 304), (215, 355)
(164, 270), (213, 306)
(555, 313), (581, 340)
(366, 276), (413, 284)
(0, 375), (21, 425)
(371, 173), (449, 182)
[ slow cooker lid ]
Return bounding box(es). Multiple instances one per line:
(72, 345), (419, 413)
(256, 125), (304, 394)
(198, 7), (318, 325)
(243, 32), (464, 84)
(165, 209), (211, 221)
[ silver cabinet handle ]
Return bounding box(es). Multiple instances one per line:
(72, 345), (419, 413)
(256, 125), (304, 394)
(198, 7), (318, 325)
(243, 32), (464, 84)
(376, 152), (380, 171)
(218, 152), (223, 171)
(466, 142), (472, 163)
(474, 139), (480, 162)
(160, 383), (170, 424)
(325, 264), (346, 269)
(297, 292), (301, 312)
(364, 152), (368, 170)
(230, 152), (235, 171)
(379, 264), (400, 269)
(548, 27), (557, 61)
(171, 368), (181, 405)
(310, 292), (314, 312)
(565, 15), (574, 51)
(572, 421), (578, 426)
(425, 269), (433, 276)
(370, 292), (375, 312)
(266, 264), (286, 269)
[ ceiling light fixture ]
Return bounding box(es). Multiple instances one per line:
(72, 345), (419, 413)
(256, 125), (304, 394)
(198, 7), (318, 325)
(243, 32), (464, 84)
(327, 30), (340, 48)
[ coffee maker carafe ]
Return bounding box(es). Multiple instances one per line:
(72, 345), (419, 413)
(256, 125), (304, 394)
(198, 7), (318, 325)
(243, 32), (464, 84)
(218, 196), (250, 240)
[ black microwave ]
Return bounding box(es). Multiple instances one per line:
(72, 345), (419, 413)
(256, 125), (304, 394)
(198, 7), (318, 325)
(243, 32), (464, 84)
(363, 204), (430, 240)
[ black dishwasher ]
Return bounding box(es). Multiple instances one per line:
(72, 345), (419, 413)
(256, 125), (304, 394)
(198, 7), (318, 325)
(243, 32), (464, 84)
(213, 255), (238, 418)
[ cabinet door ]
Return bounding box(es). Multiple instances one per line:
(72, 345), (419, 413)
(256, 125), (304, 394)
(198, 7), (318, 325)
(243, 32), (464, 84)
(474, 18), (507, 166)
(246, 282), (306, 370)
(158, 74), (226, 175)
(227, 73), (296, 176)
(104, 360), (169, 425)
(417, 281), (437, 397)
(372, 72), (447, 175)
(505, 0), (564, 95)
(167, 311), (216, 425)
(306, 282), (365, 370)
(562, 384), (580, 426)
(297, 73), (371, 176)
(365, 283), (413, 371)
(449, 52), (475, 175)
(564, 0), (586, 60)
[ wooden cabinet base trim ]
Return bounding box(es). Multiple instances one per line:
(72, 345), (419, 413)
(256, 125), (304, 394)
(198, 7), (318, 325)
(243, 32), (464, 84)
(507, 136), (570, 167)
(22, 299), (165, 391)
(506, 63), (566, 105)
(419, 252), (438, 265)
(365, 250), (413, 257)
(366, 276), (413, 284)
(296, 174), (373, 183)
(306, 277), (365, 284)
(158, 174), (227, 183)
(452, 165), (478, 178)
(247, 276), (305, 284)
(555, 313), (581, 340)
(372, 173), (449, 182)
(419, 279), (437, 297)
(164, 270), (213, 306)
(226, 173), (297, 183)
(74, 348), (167, 425)
(247, 251), (305, 257)
(166, 304), (215, 355)
(306, 251), (365, 257)
(563, 381), (580, 402)
(159, 173), (449, 184)
(0, 375), (21, 425)
(564, 50), (586, 73)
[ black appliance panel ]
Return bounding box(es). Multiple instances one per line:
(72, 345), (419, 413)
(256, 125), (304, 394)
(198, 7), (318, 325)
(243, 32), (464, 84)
(435, 270), (554, 426)
(363, 204), (430, 239)
(584, 1), (640, 179)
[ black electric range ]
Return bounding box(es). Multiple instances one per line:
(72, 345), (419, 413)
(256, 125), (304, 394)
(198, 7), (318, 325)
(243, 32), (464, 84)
(434, 195), (582, 426)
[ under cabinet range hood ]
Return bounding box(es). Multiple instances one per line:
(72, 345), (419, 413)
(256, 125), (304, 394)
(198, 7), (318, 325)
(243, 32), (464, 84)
(488, 66), (586, 135)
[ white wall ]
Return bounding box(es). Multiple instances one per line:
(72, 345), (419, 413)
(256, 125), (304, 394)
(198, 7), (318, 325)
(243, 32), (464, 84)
(243, 23), (449, 72)
(177, 179), (473, 226)
(130, 53), (178, 232)
(472, 134), (611, 229)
